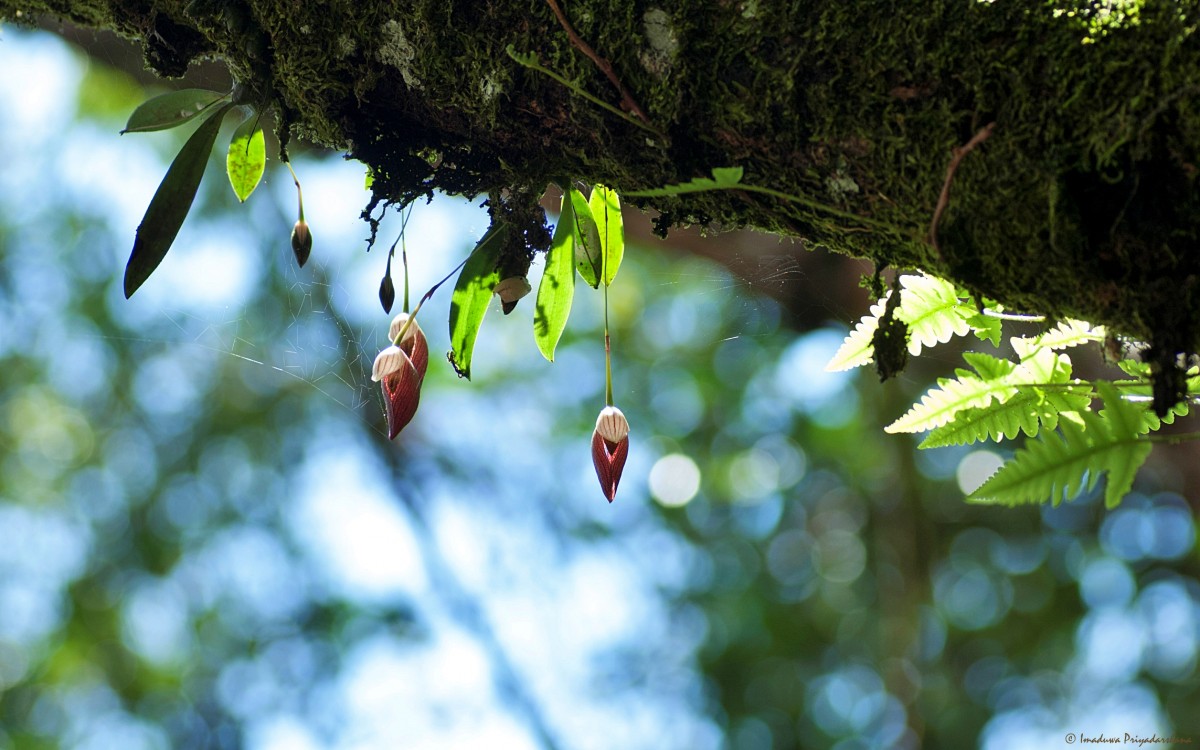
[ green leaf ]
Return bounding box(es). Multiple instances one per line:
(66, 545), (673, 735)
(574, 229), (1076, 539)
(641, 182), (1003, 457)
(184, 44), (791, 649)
(448, 223), (508, 379)
(622, 167), (744, 197)
(122, 88), (228, 134)
(968, 382), (1150, 508)
(589, 184), (624, 285)
(886, 365), (1017, 434)
(964, 311), (1003, 346)
(896, 274), (974, 354)
(569, 187), (601, 288)
(534, 193), (577, 361)
(826, 272), (978, 371)
(226, 113), (266, 202)
(1012, 319), (1106, 361)
(826, 297), (887, 371)
(902, 348), (1087, 441)
(124, 103), (233, 298)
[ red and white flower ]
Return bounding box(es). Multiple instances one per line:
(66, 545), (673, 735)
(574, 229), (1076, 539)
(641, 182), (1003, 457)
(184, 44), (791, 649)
(372, 313), (429, 439)
(591, 405), (629, 502)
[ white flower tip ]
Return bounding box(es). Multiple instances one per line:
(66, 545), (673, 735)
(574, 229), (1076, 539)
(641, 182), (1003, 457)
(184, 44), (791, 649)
(494, 276), (532, 303)
(371, 345), (404, 382)
(388, 313), (425, 345)
(595, 406), (629, 443)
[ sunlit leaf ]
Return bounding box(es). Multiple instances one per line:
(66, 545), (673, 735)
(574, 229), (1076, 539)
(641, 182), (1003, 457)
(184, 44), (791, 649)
(570, 187), (601, 288)
(535, 193), (577, 361)
(226, 112), (266, 202)
(124, 103), (233, 298)
(448, 223), (508, 379)
(968, 382), (1149, 508)
(122, 88), (228, 134)
(589, 184), (624, 286)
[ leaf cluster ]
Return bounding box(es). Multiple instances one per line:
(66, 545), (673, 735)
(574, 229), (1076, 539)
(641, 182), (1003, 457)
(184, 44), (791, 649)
(829, 273), (1198, 508)
(448, 182), (624, 376)
(122, 89), (270, 297)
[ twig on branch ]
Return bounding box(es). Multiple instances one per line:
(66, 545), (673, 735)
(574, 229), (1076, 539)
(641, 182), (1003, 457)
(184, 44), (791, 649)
(544, 0), (652, 126)
(929, 122), (996, 260)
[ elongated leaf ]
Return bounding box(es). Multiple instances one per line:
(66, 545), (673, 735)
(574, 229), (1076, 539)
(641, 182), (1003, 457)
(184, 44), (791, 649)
(124, 103), (233, 298)
(570, 187), (601, 288)
(122, 88), (228, 133)
(589, 184), (624, 285)
(448, 223), (508, 379)
(226, 113), (266, 202)
(535, 194), (577, 361)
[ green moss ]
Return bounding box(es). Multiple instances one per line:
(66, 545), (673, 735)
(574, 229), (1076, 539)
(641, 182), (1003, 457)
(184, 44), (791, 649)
(5, 0), (1200, 359)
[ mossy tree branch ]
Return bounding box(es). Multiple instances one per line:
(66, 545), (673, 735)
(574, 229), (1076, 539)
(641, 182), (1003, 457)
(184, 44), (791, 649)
(6, 0), (1200, 357)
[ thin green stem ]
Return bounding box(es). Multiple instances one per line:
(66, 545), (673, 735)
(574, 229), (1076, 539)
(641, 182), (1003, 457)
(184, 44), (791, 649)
(1146, 430), (1200, 444)
(285, 161), (305, 221)
(981, 309), (1047, 322)
(392, 255), (472, 346)
(601, 196), (614, 407)
(622, 180), (902, 235)
(604, 288), (613, 407)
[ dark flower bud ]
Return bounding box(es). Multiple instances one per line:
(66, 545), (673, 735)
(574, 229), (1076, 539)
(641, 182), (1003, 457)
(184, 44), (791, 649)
(379, 273), (396, 313)
(291, 220), (312, 268)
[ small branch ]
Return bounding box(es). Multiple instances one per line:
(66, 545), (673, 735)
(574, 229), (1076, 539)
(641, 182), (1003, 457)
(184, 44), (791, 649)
(544, 0), (652, 125)
(928, 122), (996, 260)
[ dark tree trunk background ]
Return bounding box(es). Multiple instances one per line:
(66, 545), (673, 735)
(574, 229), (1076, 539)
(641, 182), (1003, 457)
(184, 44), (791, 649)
(7, 1), (1200, 362)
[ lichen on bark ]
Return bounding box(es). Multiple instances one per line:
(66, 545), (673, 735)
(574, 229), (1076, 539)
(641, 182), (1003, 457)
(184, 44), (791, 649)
(6, 0), (1200, 363)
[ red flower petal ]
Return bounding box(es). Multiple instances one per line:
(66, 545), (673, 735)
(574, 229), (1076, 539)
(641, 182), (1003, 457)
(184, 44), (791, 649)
(401, 323), (429, 383)
(382, 358), (422, 439)
(592, 431), (629, 503)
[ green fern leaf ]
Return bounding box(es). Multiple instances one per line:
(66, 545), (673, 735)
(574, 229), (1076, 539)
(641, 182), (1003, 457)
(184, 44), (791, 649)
(1137, 398), (1190, 432)
(896, 273), (975, 354)
(825, 297), (887, 371)
(826, 272), (978, 371)
(964, 311), (1003, 346)
(886, 361), (1018, 434)
(1117, 359), (1151, 378)
(918, 385), (1091, 448)
(968, 383), (1150, 508)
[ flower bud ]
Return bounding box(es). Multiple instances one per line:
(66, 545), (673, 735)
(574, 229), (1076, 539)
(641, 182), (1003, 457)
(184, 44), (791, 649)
(373, 314), (429, 439)
(291, 220), (312, 267)
(379, 273), (395, 313)
(494, 276), (532, 315)
(591, 405), (630, 502)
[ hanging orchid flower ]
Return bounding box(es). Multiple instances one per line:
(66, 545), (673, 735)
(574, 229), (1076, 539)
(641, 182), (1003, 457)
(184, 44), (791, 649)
(591, 405), (629, 502)
(371, 313), (429, 439)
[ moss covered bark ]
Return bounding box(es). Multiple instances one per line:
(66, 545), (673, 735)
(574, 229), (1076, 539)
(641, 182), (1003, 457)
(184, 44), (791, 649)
(6, 0), (1200, 359)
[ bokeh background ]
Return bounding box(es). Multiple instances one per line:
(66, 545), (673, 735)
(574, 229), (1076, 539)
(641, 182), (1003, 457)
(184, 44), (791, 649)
(1, 22), (1199, 750)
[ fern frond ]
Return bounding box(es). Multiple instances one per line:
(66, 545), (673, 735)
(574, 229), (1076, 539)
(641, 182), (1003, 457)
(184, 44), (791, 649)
(1032, 319), (1106, 350)
(918, 385), (1091, 448)
(886, 363), (1018, 434)
(968, 383), (1150, 508)
(964, 311), (1003, 346)
(891, 349), (1082, 437)
(896, 274), (975, 354)
(826, 297), (887, 371)
(826, 272), (982, 371)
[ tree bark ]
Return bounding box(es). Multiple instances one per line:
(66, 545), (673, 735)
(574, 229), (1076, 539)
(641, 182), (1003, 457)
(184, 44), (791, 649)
(7, 1), (1200, 358)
